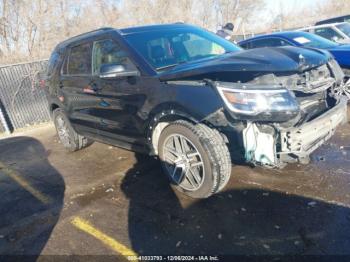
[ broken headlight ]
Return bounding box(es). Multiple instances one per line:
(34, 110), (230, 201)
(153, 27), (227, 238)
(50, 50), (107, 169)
(216, 83), (300, 119)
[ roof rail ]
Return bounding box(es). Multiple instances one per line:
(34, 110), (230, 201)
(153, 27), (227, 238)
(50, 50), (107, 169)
(69, 27), (114, 39)
(59, 27), (115, 46)
(82, 27), (114, 35)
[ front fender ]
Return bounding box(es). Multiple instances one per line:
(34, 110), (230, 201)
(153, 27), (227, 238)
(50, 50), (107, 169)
(142, 81), (225, 154)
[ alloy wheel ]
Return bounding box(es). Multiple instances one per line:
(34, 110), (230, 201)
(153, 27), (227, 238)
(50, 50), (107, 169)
(162, 134), (205, 191)
(56, 115), (72, 147)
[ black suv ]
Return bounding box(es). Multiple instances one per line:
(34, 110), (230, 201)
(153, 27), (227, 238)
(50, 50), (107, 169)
(46, 23), (347, 198)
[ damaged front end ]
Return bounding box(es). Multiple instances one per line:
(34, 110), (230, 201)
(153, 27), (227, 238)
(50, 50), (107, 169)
(214, 58), (348, 168)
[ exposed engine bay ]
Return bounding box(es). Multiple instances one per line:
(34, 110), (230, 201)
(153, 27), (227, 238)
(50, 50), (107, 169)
(214, 58), (348, 168)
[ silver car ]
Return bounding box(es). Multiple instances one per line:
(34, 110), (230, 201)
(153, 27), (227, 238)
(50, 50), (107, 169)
(299, 22), (350, 44)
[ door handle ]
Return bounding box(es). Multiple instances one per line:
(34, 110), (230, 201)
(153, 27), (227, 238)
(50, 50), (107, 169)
(83, 82), (100, 94)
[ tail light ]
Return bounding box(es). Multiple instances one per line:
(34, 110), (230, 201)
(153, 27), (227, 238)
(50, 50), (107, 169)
(39, 79), (46, 88)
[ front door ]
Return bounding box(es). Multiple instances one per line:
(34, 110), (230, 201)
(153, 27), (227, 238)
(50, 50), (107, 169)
(90, 38), (147, 148)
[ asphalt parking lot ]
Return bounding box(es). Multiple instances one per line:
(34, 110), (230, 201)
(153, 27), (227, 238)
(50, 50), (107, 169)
(1, 106), (350, 259)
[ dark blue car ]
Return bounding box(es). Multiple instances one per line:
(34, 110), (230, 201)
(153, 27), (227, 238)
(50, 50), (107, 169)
(239, 31), (350, 76)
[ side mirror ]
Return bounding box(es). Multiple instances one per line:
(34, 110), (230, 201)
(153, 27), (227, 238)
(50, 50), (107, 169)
(99, 64), (140, 78)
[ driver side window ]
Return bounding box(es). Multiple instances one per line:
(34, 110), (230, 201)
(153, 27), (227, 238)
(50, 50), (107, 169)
(92, 39), (137, 75)
(251, 38), (290, 48)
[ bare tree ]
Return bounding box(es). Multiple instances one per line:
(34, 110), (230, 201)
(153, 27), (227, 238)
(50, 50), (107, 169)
(3, 0), (349, 65)
(265, 0), (350, 32)
(214, 0), (264, 32)
(315, 0), (350, 21)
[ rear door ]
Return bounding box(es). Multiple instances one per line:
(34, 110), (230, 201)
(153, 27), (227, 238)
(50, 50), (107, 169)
(59, 42), (100, 137)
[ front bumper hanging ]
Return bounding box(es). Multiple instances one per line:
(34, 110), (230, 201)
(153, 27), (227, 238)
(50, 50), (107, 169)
(243, 97), (348, 168)
(280, 97), (347, 156)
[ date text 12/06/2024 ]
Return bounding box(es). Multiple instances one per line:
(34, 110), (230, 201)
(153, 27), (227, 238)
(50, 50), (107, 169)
(127, 255), (219, 261)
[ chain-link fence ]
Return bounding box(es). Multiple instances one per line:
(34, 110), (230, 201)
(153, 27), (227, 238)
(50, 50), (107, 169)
(0, 60), (50, 134)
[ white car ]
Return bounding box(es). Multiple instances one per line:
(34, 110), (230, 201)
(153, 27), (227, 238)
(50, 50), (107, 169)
(298, 22), (350, 44)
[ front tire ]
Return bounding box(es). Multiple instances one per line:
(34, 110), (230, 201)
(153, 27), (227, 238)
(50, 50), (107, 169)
(53, 108), (93, 152)
(158, 120), (231, 198)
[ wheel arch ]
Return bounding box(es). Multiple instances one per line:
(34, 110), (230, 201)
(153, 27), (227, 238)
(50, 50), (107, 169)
(50, 103), (60, 113)
(146, 104), (201, 155)
(49, 98), (65, 117)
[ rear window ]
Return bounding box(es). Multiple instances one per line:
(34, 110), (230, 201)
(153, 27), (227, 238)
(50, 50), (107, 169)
(65, 43), (92, 75)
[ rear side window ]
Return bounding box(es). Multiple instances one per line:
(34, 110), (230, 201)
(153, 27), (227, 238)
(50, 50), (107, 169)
(47, 51), (60, 76)
(66, 43), (92, 75)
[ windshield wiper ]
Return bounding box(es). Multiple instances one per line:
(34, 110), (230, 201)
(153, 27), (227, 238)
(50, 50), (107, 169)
(156, 64), (180, 71)
(156, 61), (187, 71)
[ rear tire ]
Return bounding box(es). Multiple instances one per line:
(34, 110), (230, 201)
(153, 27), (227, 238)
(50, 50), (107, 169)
(158, 120), (231, 198)
(53, 108), (93, 152)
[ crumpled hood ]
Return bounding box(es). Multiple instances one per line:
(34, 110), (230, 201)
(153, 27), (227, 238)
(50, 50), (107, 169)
(159, 46), (332, 82)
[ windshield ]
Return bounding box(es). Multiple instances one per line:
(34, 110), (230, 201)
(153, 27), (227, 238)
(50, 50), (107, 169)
(124, 27), (241, 71)
(336, 23), (350, 37)
(292, 33), (339, 49)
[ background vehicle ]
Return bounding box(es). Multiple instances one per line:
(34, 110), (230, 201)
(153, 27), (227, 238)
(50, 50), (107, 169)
(299, 22), (350, 44)
(46, 24), (347, 198)
(315, 15), (350, 26)
(239, 31), (350, 77)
